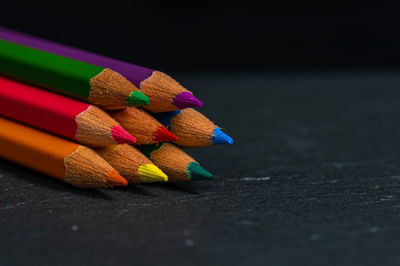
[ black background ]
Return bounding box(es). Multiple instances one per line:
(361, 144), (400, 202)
(2, 2), (400, 266)
(2, 1), (400, 71)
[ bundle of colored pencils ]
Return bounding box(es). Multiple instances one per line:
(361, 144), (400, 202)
(0, 27), (233, 188)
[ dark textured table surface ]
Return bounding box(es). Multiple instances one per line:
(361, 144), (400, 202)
(2, 70), (400, 266)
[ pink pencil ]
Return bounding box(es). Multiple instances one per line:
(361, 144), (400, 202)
(0, 26), (203, 113)
(0, 76), (136, 147)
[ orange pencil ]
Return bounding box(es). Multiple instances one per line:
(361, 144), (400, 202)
(0, 116), (128, 188)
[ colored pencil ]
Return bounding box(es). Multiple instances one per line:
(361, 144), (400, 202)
(0, 117), (128, 188)
(0, 26), (202, 113)
(139, 143), (213, 181)
(0, 76), (136, 147)
(0, 39), (149, 110)
(96, 144), (168, 183)
(154, 109), (234, 147)
(110, 107), (178, 145)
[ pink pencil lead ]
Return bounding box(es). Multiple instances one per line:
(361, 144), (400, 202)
(111, 125), (136, 144)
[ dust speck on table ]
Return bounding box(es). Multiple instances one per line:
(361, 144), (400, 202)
(185, 239), (194, 247)
(310, 234), (322, 241)
(71, 225), (79, 231)
(369, 227), (379, 233)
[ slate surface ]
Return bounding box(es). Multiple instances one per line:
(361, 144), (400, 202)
(1, 70), (400, 266)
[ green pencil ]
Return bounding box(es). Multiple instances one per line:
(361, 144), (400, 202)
(139, 142), (213, 182)
(0, 39), (149, 110)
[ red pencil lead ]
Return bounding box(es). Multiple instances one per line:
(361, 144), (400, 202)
(153, 126), (178, 143)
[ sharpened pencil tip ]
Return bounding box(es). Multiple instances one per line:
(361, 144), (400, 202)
(111, 125), (136, 144)
(173, 91), (203, 109)
(187, 162), (214, 180)
(127, 91), (150, 106)
(153, 126), (179, 142)
(106, 170), (128, 186)
(211, 128), (234, 145)
(138, 164), (168, 182)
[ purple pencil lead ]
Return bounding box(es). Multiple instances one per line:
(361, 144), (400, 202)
(173, 91), (203, 109)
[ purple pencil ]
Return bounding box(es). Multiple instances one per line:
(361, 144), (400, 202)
(0, 26), (203, 113)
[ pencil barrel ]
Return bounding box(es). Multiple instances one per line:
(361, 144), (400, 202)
(0, 39), (103, 99)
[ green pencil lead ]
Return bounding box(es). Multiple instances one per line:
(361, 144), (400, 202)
(138, 143), (163, 158)
(187, 162), (214, 180)
(127, 91), (150, 106)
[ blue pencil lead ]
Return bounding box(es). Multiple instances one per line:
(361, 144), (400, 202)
(154, 110), (182, 127)
(212, 128), (234, 145)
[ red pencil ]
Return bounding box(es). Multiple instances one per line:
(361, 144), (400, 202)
(0, 76), (136, 147)
(110, 107), (178, 145)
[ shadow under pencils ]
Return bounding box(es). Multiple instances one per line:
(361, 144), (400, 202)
(142, 182), (200, 195)
(0, 159), (114, 200)
(114, 185), (157, 197)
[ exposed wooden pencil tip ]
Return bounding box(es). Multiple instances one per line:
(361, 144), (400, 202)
(106, 170), (128, 186)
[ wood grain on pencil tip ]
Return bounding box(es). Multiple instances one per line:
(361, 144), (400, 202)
(0, 76), (136, 147)
(0, 39), (150, 110)
(96, 144), (167, 183)
(140, 71), (203, 113)
(155, 109), (234, 147)
(0, 26), (201, 113)
(0, 117), (128, 188)
(111, 107), (178, 145)
(139, 143), (213, 182)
